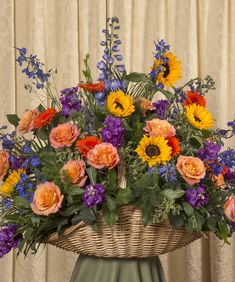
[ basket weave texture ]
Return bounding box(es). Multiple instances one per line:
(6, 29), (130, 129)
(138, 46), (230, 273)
(48, 205), (207, 258)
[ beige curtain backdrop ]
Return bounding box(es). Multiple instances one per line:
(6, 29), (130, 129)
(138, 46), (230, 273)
(0, 0), (235, 281)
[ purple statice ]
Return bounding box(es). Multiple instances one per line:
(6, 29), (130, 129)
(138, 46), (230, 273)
(83, 184), (105, 208)
(224, 170), (235, 183)
(60, 86), (81, 117)
(197, 141), (221, 162)
(9, 155), (28, 170)
(16, 48), (50, 89)
(152, 99), (170, 119)
(158, 163), (177, 183)
(0, 225), (22, 258)
(185, 185), (209, 208)
(101, 116), (124, 147)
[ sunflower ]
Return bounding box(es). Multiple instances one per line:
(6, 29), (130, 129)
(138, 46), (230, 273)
(0, 169), (26, 197)
(107, 90), (135, 117)
(135, 135), (172, 167)
(152, 52), (181, 87)
(185, 103), (214, 130)
(75, 136), (102, 157)
(184, 91), (206, 107)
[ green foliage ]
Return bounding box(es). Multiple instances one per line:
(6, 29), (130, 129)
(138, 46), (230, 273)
(86, 167), (97, 185)
(6, 114), (20, 127)
(125, 72), (147, 82)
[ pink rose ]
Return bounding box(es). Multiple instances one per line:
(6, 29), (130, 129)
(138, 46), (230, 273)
(31, 182), (64, 216)
(0, 150), (9, 181)
(176, 155), (206, 185)
(49, 123), (80, 148)
(144, 119), (176, 138)
(224, 195), (235, 222)
(60, 160), (87, 187)
(87, 142), (120, 169)
(17, 109), (40, 135)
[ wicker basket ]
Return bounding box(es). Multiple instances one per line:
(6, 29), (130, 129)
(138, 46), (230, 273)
(48, 205), (208, 258)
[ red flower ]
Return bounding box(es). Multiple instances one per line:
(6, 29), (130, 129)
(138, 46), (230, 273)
(167, 137), (181, 156)
(184, 91), (206, 107)
(33, 108), (57, 129)
(78, 81), (105, 93)
(75, 136), (102, 157)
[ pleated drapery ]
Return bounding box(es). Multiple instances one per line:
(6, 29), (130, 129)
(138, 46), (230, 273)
(0, 0), (235, 281)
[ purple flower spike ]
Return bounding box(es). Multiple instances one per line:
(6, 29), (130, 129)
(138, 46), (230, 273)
(83, 184), (105, 208)
(185, 185), (209, 208)
(101, 116), (124, 147)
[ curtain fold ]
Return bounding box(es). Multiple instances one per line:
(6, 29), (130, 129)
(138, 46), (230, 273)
(0, 0), (234, 281)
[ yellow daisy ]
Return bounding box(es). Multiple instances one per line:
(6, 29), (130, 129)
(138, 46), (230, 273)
(185, 103), (214, 130)
(107, 90), (135, 117)
(135, 135), (172, 167)
(152, 52), (181, 87)
(0, 169), (25, 197)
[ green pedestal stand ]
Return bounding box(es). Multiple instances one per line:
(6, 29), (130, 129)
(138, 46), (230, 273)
(70, 254), (166, 282)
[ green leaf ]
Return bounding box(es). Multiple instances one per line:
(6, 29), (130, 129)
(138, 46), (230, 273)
(182, 202), (194, 217)
(71, 214), (82, 226)
(86, 167), (97, 185)
(36, 127), (49, 140)
(159, 189), (185, 200)
(38, 104), (45, 112)
(190, 136), (203, 149)
(31, 216), (41, 225)
(14, 196), (30, 209)
(122, 119), (132, 131)
(142, 205), (152, 226)
(217, 222), (230, 244)
(116, 188), (132, 205)
(60, 204), (83, 217)
(79, 207), (97, 225)
(168, 214), (184, 228)
(158, 89), (173, 100)
(102, 204), (118, 227)
(189, 211), (205, 232)
(106, 195), (116, 212)
(57, 218), (68, 234)
(125, 72), (147, 82)
(6, 114), (20, 127)
(133, 172), (155, 190)
(107, 169), (118, 191)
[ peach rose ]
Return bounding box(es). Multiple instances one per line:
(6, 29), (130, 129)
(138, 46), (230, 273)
(31, 182), (64, 216)
(144, 118), (176, 138)
(0, 150), (9, 181)
(212, 174), (226, 189)
(49, 123), (80, 148)
(60, 160), (87, 187)
(17, 109), (40, 135)
(224, 195), (235, 222)
(87, 142), (120, 169)
(176, 155), (206, 186)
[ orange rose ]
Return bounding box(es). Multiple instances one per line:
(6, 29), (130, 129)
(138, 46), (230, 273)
(0, 150), (9, 181)
(17, 109), (40, 135)
(33, 108), (57, 129)
(31, 182), (64, 216)
(176, 155), (206, 186)
(212, 174), (226, 189)
(144, 119), (176, 138)
(87, 142), (120, 169)
(49, 123), (80, 148)
(224, 195), (235, 222)
(60, 160), (87, 187)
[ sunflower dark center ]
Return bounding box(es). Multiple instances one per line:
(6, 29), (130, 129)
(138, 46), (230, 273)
(162, 63), (170, 78)
(194, 115), (201, 122)
(115, 102), (124, 110)
(145, 145), (160, 157)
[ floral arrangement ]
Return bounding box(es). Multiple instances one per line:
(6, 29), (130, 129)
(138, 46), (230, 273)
(1, 17), (235, 258)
